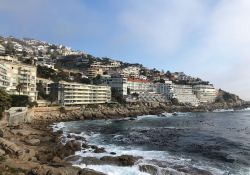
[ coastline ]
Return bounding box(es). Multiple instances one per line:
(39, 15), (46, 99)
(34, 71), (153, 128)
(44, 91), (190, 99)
(0, 102), (249, 174)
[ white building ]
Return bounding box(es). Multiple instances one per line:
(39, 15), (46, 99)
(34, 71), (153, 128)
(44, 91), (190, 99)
(156, 83), (200, 106)
(0, 63), (9, 90)
(127, 78), (153, 93)
(36, 61), (55, 69)
(0, 59), (38, 102)
(50, 81), (111, 106)
(0, 44), (5, 55)
(121, 66), (140, 74)
(139, 75), (147, 80)
(13, 43), (23, 52)
(193, 85), (216, 103)
(103, 78), (128, 96)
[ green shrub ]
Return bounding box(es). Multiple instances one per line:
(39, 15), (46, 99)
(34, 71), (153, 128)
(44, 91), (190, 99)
(107, 103), (113, 108)
(59, 107), (66, 114)
(28, 101), (38, 108)
(86, 104), (99, 108)
(10, 95), (29, 107)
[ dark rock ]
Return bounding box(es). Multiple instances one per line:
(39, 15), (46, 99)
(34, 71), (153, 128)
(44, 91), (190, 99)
(82, 143), (90, 149)
(57, 130), (63, 134)
(78, 168), (106, 175)
(73, 142), (82, 151)
(94, 147), (106, 153)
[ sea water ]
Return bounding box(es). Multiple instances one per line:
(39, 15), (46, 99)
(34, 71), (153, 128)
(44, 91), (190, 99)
(52, 109), (250, 175)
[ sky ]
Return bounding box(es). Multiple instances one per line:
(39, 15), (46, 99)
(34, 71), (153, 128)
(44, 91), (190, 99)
(0, 0), (250, 100)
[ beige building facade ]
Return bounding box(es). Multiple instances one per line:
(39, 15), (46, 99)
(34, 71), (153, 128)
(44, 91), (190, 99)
(0, 59), (38, 102)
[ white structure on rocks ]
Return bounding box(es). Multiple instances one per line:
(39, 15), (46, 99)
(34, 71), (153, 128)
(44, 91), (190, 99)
(193, 85), (216, 103)
(103, 78), (128, 96)
(156, 82), (200, 106)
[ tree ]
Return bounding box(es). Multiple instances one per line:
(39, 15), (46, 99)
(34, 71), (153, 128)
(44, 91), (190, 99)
(38, 52), (43, 57)
(16, 83), (24, 96)
(81, 78), (91, 84)
(51, 45), (57, 50)
(23, 51), (28, 57)
(111, 87), (124, 104)
(127, 88), (131, 95)
(48, 94), (56, 106)
(160, 79), (165, 83)
(0, 89), (12, 111)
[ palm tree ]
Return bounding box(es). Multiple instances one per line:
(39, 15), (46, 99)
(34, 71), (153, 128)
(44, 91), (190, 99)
(16, 83), (24, 95)
(16, 83), (24, 106)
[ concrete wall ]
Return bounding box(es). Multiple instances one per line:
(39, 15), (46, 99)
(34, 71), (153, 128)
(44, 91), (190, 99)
(5, 111), (27, 125)
(4, 108), (34, 125)
(33, 107), (81, 115)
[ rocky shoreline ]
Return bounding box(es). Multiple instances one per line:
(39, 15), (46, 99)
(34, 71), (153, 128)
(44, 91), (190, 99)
(0, 102), (249, 175)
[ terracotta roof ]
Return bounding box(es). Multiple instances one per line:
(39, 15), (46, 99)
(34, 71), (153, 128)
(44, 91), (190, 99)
(127, 78), (153, 83)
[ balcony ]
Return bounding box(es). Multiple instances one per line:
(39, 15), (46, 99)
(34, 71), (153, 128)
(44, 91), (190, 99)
(0, 71), (7, 75)
(19, 70), (31, 75)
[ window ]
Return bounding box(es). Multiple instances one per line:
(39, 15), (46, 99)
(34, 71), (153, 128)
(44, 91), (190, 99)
(12, 83), (17, 86)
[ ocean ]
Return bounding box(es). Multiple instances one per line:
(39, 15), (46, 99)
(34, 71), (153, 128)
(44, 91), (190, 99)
(52, 108), (250, 175)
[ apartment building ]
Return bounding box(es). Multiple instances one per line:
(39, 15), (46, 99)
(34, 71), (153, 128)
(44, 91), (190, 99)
(36, 77), (54, 95)
(103, 78), (128, 96)
(193, 85), (216, 103)
(0, 44), (5, 55)
(0, 59), (37, 102)
(86, 68), (103, 79)
(50, 81), (111, 106)
(0, 63), (9, 90)
(13, 43), (23, 52)
(90, 60), (121, 70)
(156, 83), (199, 106)
(127, 78), (153, 93)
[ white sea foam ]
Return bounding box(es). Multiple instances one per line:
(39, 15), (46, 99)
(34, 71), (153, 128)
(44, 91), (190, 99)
(213, 109), (234, 112)
(137, 115), (161, 120)
(74, 164), (151, 175)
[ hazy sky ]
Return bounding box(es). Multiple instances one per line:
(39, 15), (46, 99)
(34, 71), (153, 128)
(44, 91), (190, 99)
(1, 0), (250, 100)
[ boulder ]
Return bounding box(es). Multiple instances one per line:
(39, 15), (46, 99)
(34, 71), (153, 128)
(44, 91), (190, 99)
(82, 143), (90, 149)
(73, 142), (82, 151)
(78, 168), (106, 175)
(83, 111), (92, 118)
(95, 112), (104, 118)
(57, 149), (75, 159)
(52, 156), (62, 163)
(100, 155), (142, 166)
(57, 130), (63, 134)
(17, 130), (31, 136)
(0, 138), (21, 155)
(108, 110), (117, 116)
(94, 147), (106, 153)
(29, 165), (81, 175)
(171, 98), (180, 105)
(3, 159), (40, 170)
(0, 149), (5, 156)
(17, 148), (35, 161)
(53, 136), (61, 143)
(65, 141), (73, 149)
(27, 139), (40, 146)
(38, 153), (53, 163)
